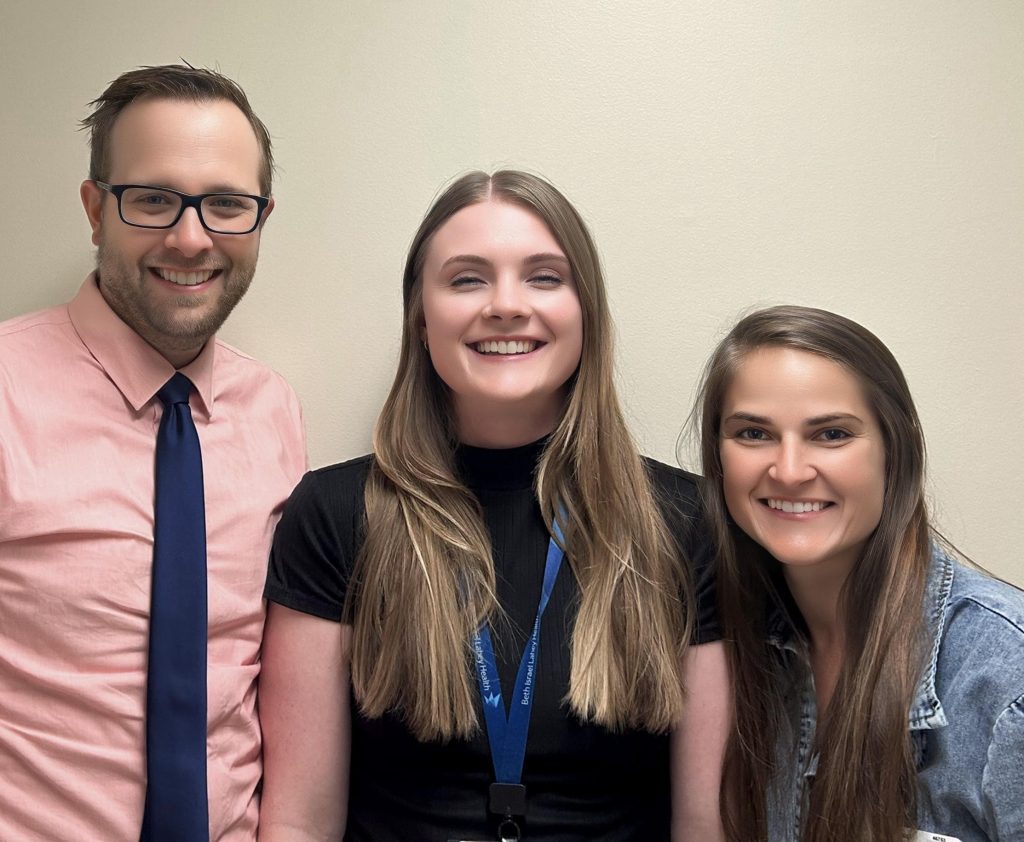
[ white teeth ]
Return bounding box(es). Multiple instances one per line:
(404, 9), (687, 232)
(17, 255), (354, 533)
(156, 268), (215, 286)
(474, 340), (538, 355)
(767, 499), (826, 513)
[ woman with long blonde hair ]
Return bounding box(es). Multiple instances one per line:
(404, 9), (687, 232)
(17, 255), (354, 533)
(697, 305), (1024, 841)
(258, 171), (728, 841)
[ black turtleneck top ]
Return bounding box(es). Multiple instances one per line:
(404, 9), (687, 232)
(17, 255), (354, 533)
(266, 440), (718, 842)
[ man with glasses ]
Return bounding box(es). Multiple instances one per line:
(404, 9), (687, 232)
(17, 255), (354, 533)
(0, 65), (306, 841)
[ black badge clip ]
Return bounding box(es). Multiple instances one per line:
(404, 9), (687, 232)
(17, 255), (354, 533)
(488, 782), (527, 817)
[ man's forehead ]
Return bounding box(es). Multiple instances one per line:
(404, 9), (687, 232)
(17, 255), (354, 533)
(107, 96), (263, 193)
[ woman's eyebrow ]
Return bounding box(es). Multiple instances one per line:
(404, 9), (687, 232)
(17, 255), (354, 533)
(440, 254), (490, 270)
(723, 411), (864, 426)
(523, 252), (570, 267)
(804, 412), (863, 426)
(723, 411), (770, 425)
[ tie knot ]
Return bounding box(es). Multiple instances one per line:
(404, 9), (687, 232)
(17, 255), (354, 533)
(157, 372), (195, 408)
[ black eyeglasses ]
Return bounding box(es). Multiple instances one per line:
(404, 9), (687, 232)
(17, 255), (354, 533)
(94, 181), (270, 235)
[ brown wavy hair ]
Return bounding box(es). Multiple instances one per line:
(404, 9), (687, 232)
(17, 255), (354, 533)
(697, 305), (930, 841)
(346, 170), (695, 741)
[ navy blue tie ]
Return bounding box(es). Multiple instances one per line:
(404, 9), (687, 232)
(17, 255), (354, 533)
(141, 372), (209, 841)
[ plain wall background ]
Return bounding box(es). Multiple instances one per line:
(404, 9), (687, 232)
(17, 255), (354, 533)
(2, 0), (1021, 585)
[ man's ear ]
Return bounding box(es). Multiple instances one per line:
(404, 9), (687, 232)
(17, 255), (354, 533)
(258, 196), (275, 230)
(80, 180), (105, 246)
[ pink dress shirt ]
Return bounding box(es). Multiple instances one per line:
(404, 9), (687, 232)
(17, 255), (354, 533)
(0, 275), (307, 840)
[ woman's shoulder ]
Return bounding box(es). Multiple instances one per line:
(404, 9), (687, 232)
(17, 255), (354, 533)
(279, 453), (376, 535)
(267, 454), (376, 620)
(935, 556), (1024, 708)
(923, 557), (1024, 836)
(306, 452), (376, 486)
(641, 456), (702, 503)
(291, 453), (375, 503)
(946, 559), (1024, 642)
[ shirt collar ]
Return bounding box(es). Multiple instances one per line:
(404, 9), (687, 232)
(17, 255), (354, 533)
(766, 603), (799, 654)
(764, 543), (954, 732)
(67, 273), (215, 416)
(908, 546), (954, 731)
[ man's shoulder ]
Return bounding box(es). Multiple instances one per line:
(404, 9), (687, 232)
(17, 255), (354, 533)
(0, 302), (73, 343)
(208, 339), (306, 461)
(211, 337), (300, 404)
(0, 303), (78, 388)
(213, 337), (289, 379)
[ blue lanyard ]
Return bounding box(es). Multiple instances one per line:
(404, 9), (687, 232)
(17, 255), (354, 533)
(471, 524), (565, 787)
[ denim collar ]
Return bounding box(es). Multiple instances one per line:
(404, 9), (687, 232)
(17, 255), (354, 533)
(765, 544), (954, 733)
(908, 547), (954, 731)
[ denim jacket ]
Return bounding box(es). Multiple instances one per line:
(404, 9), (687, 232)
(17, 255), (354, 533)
(765, 548), (1024, 841)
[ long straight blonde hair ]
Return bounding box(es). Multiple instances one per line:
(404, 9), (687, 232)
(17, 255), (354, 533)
(346, 170), (695, 741)
(697, 306), (930, 842)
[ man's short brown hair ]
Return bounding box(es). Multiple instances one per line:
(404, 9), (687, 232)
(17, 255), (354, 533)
(81, 64), (274, 196)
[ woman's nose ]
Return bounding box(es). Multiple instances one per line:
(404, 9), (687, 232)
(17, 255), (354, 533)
(482, 276), (530, 320)
(767, 439), (817, 485)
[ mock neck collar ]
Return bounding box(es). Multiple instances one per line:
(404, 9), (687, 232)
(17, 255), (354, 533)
(455, 437), (546, 492)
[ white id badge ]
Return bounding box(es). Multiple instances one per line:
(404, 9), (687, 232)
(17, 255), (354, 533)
(910, 832), (962, 842)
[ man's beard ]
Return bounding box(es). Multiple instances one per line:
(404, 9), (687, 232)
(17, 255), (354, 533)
(95, 242), (256, 358)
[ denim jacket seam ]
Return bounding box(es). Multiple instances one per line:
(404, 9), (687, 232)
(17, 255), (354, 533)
(959, 594), (1024, 639)
(980, 693), (1024, 832)
(909, 548), (954, 730)
(989, 691), (1024, 740)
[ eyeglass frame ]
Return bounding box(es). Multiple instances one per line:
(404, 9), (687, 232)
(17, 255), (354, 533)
(93, 181), (271, 235)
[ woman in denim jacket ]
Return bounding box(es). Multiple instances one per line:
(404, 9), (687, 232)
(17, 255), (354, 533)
(694, 305), (1024, 841)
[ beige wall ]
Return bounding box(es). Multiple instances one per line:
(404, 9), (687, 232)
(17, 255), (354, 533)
(2, 0), (1021, 585)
